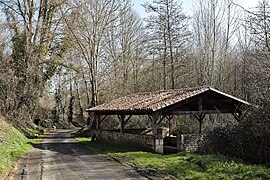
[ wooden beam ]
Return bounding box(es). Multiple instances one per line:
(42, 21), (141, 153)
(97, 115), (107, 130)
(157, 115), (167, 124)
(194, 114), (206, 121)
(118, 115), (125, 134)
(162, 110), (226, 115)
(99, 115), (107, 124)
(124, 115), (132, 124)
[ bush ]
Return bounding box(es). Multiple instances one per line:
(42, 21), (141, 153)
(175, 123), (193, 134)
(199, 125), (239, 157)
(199, 103), (270, 165)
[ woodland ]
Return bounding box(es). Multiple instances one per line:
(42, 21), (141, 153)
(0, 0), (270, 165)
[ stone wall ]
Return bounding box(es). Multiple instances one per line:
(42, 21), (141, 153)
(177, 134), (204, 152)
(97, 130), (155, 151)
(103, 129), (147, 134)
(97, 131), (203, 153)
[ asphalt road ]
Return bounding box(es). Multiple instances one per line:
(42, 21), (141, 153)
(14, 129), (149, 180)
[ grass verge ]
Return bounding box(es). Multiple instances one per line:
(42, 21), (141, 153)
(77, 137), (270, 180)
(0, 119), (40, 179)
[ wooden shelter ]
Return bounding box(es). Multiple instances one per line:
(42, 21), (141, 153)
(87, 86), (250, 153)
(87, 86), (250, 133)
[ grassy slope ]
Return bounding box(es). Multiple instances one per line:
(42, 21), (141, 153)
(0, 115), (32, 179)
(77, 137), (270, 180)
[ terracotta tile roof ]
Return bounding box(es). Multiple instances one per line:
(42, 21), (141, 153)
(87, 86), (211, 114)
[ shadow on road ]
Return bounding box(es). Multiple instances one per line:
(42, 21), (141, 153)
(78, 140), (150, 155)
(19, 129), (152, 180)
(32, 142), (94, 156)
(31, 129), (96, 156)
(32, 129), (148, 157)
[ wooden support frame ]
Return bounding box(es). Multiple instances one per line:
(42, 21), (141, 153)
(148, 114), (174, 137)
(117, 114), (132, 133)
(156, 115), (174, 136)
(86, 87), (251, 154)
(194, 114), (206, 133)
(165, 115), (174, 136)
(161, 110), (226, 115)
(100, 115), (107, 124)
(93, 113), (100, 130)
(91, 113), (108, 131)
(194, 97), (205, 133)
(148, 113), (159, 137)
(157, 115), (166, 124)
(97, 115), (107, 130)
(87, 112), (93, 126)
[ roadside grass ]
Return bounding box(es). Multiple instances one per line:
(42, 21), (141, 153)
(77, 137), (270, 180)
(0, 121), (40, 179)
(29, 128), (39, 135)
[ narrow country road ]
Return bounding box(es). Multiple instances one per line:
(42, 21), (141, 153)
(13, 129), (149, 180)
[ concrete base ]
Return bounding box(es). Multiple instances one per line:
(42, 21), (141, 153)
(155, 138), (164, 154)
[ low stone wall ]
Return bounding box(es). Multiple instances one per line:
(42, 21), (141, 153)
(177, 134), (204, 152)
(103, 128), (147, 134)
(97, 131), (203, 153)
(97, 130), (155, 151)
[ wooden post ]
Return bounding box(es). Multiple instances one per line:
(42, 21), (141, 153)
(194, 114), (205, 133)
(168, 115), (173, 136)
(118, 115), (125, 133)
(87, 112), (92, 126)
(149, 113), (164, 154)
(117, 115), (132, 134)
(196, 97), (205, 133)
(93, 113), (100, 130)
(169, 118), (172, 136)
(150, 113), (159, 137)
(91, 113), (100, 141)
(199, 118), (202, 133)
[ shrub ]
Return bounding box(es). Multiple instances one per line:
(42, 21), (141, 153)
(199, 103), (270, 165)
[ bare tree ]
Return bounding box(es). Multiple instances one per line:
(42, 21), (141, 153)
(143, 0), (190, 89)
(243, 0), (270, 103)
(62, 0), (131, 107)
(191, 0), (242, 92)
(103, 8), (146, 97)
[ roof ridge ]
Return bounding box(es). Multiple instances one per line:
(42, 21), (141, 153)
(138, 86), (210, 94)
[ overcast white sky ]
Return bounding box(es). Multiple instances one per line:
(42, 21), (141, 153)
(132, 0), (260, 18)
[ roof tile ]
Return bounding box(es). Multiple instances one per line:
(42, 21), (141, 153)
(87, 86), (210, 113)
